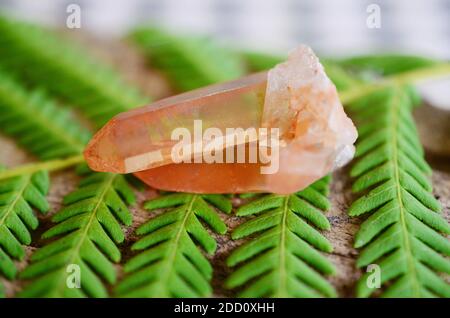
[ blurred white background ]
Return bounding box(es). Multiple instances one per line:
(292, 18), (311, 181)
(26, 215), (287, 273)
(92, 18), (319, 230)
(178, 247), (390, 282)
(0, 0), (449, 58)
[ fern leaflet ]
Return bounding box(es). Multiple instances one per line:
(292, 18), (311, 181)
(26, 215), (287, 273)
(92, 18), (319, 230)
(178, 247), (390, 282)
(0, 70), (90, 159)
(130, 28), (246, 91)
(0, 168), (49, 282)
(338, 54), (437, 76)
(19, 171), (135, 297)
(116, 193), (231, 297)
(348, 86), (450, 297)
(226, 176), (336, 297)
(0, 16), (148, 127)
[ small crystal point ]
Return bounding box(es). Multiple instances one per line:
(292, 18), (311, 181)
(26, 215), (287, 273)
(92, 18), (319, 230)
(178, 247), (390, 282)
(84, 45), (357, 194)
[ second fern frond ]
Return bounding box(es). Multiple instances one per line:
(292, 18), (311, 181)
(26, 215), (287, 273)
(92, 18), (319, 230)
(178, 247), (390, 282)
(130, 28), (246, 92)
(225, 176), (337, 297)
(348, 86), (450, 297)
(19, 171), (135, 297)
(0, 16), (149, 127)
(0, 169), (49, 281)
(0, 70), (90, 159)
(116, 193), (231, 297)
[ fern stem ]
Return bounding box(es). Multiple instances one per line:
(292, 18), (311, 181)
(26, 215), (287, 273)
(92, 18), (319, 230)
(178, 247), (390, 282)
(159, 195), (196, 294)
(391, 88), (427, 296)
(340, 62), (450, 105)
(53, 174), (115, 296)
(275, 196), (289, 297)
(389, 88), (421, 296)
(0, 155), (84, 181)
(388, 62), (450, 84)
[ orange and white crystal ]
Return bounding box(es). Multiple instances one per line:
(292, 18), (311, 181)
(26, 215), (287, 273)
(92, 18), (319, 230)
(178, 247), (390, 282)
(84, 45), (357, 194)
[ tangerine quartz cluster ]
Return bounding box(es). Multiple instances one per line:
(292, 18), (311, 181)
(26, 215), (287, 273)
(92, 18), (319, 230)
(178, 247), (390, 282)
(84, 45), (357, 194)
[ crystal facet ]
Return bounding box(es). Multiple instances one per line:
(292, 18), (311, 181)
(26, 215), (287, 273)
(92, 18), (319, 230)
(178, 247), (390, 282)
(84, 45), (357, 194)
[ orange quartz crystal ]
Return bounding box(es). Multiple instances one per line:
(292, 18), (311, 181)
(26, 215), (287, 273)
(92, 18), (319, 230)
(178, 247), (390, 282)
(84, 45), (357, 194)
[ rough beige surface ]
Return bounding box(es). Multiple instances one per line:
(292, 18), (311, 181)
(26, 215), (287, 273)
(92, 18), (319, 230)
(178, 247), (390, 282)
(0, 36), (449, 297)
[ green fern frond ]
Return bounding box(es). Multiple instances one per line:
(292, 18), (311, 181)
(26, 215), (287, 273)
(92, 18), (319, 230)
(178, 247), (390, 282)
(0, 168), (49, 280)
(0, 70), (90, 159)
(338, 54), (437, 76)
(19, 171), (135, 297)
(225, 176), (336, 297)
(0, 16), (148, 128)
(348, 86), (450, 298)
(241, 51), (360, 91)
(241, 51), (284, 72)
(130, 28), (246, 92)
(0, 156), (85, 182)
(116, 193), (231, 297)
